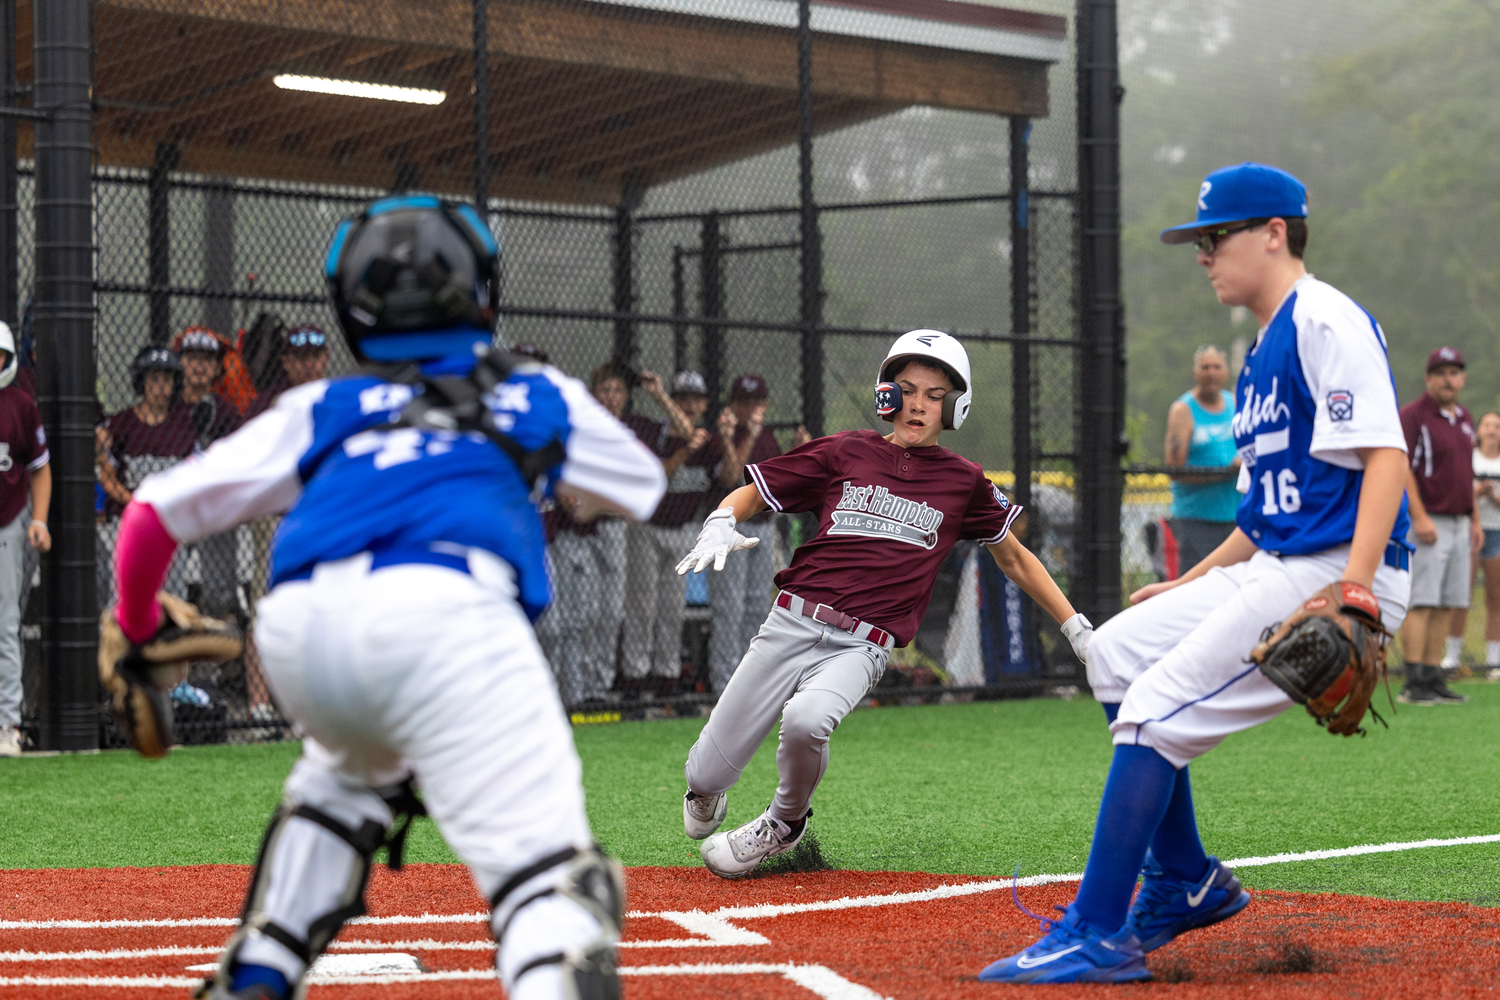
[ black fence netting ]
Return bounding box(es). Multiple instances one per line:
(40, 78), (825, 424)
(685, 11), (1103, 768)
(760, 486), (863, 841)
(6, 0), (1097, 749)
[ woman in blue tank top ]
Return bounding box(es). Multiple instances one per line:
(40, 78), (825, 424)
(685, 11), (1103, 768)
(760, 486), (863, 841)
(1164, 345), (1241, 575)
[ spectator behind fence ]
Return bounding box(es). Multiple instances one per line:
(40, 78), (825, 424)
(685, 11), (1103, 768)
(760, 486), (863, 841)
(620, 370), (714, 696)
(1163, 345), (1240, 576)
(1468, 411), (1500, 678)
(97, 346), (197, 607)
(244, 325), (330, 606)
(244, 324), (329, 419)
(173, 327), (244, 617)
(1398, 346), (1479, 705)
(702, 374), (796, 692)
(535, 364), (631, 705)
(0, 322), (50, 757)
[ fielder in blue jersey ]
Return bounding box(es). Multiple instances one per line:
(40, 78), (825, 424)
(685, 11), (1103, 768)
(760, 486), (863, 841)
(980, 164), (1413, 983)
(109, 197), (665, 1000)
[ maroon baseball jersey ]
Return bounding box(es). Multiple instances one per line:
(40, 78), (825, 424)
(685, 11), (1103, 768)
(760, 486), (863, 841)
(1401, 394), (1475, 515)
(747, 429), (1022, 646)
(0, 384), (48, 527)
(101, 403), (198, 517)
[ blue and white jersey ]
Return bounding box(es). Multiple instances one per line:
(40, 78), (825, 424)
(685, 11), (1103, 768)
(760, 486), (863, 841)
(1231, 275), (1409, 555)
(136, 356), (666, 621)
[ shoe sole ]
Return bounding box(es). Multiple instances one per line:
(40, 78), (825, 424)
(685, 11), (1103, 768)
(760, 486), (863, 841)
(702, 822), (806, 879)
(1140, 889), (1251, 953)
(978, 957), (1152, 984)
(683, 793), (728, 840)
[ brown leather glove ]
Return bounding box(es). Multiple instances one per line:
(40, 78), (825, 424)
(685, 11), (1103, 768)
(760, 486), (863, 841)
(1250, 581), (1391, 737)
(98, 592), (244, 758)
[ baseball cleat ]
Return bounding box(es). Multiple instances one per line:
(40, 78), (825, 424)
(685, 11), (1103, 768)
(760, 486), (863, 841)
(1127, 855), (1250, 952)
(701, 809), (808, 879)
(977, 904), (1150, 984)
(1428, 675), (1469, 704)
(683, 789), (728, 839)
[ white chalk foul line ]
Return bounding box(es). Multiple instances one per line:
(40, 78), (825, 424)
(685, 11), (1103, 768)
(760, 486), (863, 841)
(1221, 832), (1500, 868)
(0, 964), (888, 998)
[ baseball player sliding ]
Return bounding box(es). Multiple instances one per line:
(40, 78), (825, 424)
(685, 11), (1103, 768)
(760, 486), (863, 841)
(980, 164), (1412, 983)
(98, 197), (664, 1000)
(677, 330), (1093, 878)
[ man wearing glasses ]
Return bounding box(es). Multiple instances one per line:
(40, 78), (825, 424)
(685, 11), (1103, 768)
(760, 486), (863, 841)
(980, 163), (1412, 982)
(245, 325), (331, 419)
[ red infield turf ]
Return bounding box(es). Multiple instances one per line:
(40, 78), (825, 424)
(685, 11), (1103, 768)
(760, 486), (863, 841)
(1, 863), (1497, 998)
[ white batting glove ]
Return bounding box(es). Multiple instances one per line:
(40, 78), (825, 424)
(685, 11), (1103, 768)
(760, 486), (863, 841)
(676, 508), (760, 575)
(1060, 612), (1094, 666)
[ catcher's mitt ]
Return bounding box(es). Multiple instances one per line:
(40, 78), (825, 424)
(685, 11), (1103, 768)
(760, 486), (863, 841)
(1249, 581), (1391, 736)
(99, 593), (244, 758)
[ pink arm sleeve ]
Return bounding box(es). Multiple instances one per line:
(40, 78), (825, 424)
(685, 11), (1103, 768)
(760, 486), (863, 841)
(115, 501), (179, 643)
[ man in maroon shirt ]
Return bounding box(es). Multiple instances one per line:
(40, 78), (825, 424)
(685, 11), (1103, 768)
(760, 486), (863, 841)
(675, 331), (1092, 878)
(1398, 346), (1481, 705)
(0, 321), (50, 756)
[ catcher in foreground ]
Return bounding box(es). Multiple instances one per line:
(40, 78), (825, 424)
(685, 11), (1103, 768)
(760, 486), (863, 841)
(98, 591), (243, 758)
(980, 163), (1414, 984)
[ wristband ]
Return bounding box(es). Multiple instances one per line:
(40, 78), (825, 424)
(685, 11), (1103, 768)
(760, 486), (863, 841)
(30, 520), (45, 527)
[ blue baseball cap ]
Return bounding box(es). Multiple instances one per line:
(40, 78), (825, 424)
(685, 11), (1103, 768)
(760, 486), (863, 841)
(1160, 163), (1308, 244)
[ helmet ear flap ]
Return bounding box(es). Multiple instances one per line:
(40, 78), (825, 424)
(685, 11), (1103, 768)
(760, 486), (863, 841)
(875, 381), (902, 421)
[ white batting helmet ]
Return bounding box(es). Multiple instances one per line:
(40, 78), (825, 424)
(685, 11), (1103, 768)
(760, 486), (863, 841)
(0, 322), (17, 390)
(876, 329), (972, 430)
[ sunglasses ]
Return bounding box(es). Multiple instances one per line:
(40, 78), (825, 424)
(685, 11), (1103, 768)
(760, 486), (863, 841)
(1192, 219), (1267, 256)
(287, 329), (327, 349)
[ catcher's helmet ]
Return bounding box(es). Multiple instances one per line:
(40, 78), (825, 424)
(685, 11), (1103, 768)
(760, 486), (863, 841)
(130, 344), (184, 398)
(324, 195), (499, 362)
(876, 329), (972, 430)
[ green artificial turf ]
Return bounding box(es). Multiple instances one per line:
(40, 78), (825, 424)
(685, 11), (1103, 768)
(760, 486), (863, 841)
(5, 683), (1499, 905)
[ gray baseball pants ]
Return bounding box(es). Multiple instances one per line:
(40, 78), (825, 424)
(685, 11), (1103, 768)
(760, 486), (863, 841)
(685, 604), (888, 823)
(620, 521), (697, 680)
(0, 511), (24, 727)
(707, 518), (777, 692)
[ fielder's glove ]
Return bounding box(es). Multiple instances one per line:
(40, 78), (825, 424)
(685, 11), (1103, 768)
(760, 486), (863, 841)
(675, 508), (760, 575)
(1060, 612), (1094, 666)
(1249, 581), (1391, 737)
(98, 592), (244, 758)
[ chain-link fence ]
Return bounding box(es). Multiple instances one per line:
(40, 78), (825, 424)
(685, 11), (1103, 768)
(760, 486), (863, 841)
(5, 0), (1113, 747)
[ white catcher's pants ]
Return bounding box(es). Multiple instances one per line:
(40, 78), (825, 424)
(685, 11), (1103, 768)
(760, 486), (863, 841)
(1089, 545), (1410, 768)
(249, 555), (597, 994)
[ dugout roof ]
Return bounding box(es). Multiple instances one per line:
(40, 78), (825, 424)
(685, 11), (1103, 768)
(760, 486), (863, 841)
(14, 0), (1066, 205)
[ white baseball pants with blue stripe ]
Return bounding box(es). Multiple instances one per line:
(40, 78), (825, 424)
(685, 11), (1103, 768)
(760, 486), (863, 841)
(1089, 545), (1410, 768)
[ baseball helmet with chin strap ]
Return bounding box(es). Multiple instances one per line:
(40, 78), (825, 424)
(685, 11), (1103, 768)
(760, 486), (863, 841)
(874, 329), (973, 430)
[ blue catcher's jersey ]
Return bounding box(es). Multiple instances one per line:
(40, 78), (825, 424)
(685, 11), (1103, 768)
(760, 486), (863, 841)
(1231, 276), (1410, 556)
(135, 355), (666, 623)
(271, 363), (568, 618)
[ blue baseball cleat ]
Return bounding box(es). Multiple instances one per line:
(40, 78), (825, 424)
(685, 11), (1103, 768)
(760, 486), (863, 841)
(1127, 855), (1250, 952)
(977, 904), (1151, 984)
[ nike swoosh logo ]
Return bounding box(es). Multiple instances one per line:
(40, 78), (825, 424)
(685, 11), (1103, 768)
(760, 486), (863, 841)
(1186, 882), (1212, 907)
(1015, 945), (1083, 969)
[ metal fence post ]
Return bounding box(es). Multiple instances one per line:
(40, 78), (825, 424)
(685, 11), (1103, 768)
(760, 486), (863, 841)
(796, 0), (824, 437)
(148, 142), (179, 345)
(473, 0), (489, 217)
(671, 245), (687, 376)
(1010, 116), (1032, 511)
(1075, 0), (1125, 625)
(613, 203), (635, 365)
(202, 187), (234, 335)
(0, 0), (16, 328)
(33, 0), (97, 751)
(699, 212), (724, 410)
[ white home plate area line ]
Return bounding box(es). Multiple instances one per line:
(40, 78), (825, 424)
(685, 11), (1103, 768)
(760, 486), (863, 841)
(3, 833), (1496, 996)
